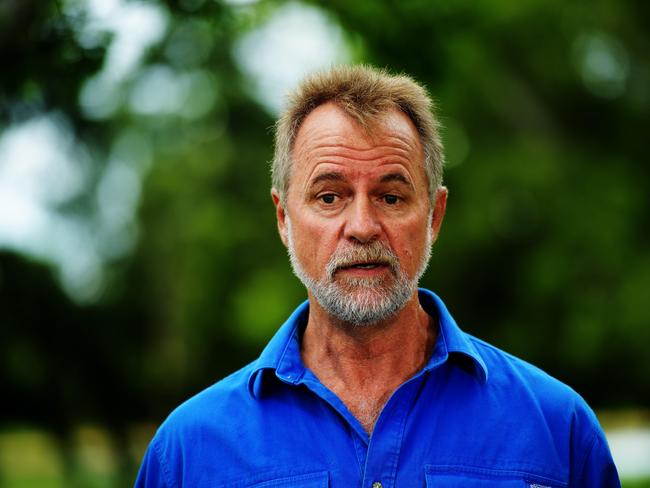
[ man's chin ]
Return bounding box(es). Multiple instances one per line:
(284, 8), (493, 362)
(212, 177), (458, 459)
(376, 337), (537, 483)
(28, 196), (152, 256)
(333, 274), (391, 290)
(338, 280), (410, 305)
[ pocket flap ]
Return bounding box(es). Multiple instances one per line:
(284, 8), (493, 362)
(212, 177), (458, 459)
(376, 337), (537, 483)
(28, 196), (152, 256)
(248, 470), (329, 488)
(424, 465), (563, 488)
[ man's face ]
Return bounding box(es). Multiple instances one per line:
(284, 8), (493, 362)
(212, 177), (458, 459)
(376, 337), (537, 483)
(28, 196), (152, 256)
(273, 102), (447, 325)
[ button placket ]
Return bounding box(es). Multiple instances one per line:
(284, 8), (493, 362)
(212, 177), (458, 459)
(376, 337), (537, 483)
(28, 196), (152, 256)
(362, 375), (425, 488)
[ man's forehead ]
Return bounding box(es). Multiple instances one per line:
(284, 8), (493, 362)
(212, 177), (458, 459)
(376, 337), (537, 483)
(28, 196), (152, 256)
(286, 102), (428, 198)
(293, 102), (422, 153)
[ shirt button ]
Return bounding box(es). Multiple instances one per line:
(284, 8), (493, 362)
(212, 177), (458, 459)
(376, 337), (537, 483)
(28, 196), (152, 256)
(372, 483), (383, 488)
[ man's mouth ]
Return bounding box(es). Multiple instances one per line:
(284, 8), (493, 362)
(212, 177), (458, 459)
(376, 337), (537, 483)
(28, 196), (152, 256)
(339, 261), (387, 271)
(325, 243), (400, 279)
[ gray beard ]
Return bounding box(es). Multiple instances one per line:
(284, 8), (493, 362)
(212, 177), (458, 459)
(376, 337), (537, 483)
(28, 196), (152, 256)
(286, 215), (433, 326)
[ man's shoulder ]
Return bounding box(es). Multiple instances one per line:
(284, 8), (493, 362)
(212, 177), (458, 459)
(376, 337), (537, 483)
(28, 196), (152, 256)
(469, 333), (579, 396)
(138, 359), (313, 486)
(156, 360), (258, 438)
(465, 333), (599, 424)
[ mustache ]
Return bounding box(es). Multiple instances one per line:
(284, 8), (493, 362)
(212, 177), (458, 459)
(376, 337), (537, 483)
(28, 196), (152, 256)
(326, 241), (400, 278)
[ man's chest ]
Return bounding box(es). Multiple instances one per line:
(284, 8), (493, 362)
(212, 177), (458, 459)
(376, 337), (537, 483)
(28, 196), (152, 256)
(172, 382), (572, 488)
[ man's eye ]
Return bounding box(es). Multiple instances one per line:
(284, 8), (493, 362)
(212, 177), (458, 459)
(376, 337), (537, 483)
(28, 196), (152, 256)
(383, 194), (399, 205)
(320, 194), (337, 204)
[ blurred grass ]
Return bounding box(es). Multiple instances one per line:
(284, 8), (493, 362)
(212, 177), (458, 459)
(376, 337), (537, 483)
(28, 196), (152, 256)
(624, 481), (650, 488)
(0, 424), (153, 488)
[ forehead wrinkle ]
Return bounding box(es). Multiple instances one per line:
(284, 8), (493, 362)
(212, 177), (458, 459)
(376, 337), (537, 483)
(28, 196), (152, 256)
(300, 132), (418, 156)
(308, 145), (413, 164)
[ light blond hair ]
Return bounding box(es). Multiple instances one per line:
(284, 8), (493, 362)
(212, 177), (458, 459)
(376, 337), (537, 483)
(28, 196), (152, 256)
(272, 65), (444, 204)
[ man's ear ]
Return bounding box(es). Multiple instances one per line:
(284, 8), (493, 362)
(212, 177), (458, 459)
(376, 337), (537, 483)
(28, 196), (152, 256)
(271, 188), (289, 247)
(430, 186), (448, 242)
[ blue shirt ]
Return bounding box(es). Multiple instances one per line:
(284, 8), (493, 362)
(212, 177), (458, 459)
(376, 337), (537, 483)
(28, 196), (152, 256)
(135, 289), (620, 488)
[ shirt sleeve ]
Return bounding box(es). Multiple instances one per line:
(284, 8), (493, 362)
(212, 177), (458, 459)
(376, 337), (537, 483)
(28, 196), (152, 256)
(572, 427), (621, 488)
(134, 439), (173, 488)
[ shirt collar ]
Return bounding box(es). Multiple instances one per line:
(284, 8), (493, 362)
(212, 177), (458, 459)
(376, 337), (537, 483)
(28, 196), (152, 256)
(247, 288), (488, 399)
(247, 300), (309, 398)
(418, 288), (488, 383)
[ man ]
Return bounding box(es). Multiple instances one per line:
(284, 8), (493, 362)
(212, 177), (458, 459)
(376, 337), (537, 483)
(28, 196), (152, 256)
(136, 65), (620, 487)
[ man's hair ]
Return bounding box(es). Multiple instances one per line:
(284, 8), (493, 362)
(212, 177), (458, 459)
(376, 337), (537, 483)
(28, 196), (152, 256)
(272, 64), (444, 205)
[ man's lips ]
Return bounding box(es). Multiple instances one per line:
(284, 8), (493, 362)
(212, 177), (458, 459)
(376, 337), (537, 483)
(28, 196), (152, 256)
(325, 242), (400, 278)
(337, 261), (390, 271)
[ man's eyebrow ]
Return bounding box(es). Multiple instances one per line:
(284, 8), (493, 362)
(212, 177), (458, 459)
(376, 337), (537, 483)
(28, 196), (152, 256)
(308, 171), (346, 187)
(379, 172), (414, 189)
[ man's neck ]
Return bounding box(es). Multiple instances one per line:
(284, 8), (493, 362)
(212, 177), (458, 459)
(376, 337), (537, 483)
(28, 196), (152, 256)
(301, 292), (436, 434)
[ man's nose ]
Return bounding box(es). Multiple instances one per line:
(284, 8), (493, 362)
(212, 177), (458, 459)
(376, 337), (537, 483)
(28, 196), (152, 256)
(343, 197), (381, 244)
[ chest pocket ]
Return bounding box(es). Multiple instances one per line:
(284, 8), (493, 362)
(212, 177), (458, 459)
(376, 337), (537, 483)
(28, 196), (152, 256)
(247, 471), (329, 488)
(424, 465), (565, 488)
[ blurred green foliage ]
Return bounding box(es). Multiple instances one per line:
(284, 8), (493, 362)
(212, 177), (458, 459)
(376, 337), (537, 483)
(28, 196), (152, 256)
(0, 3), (648, 481)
